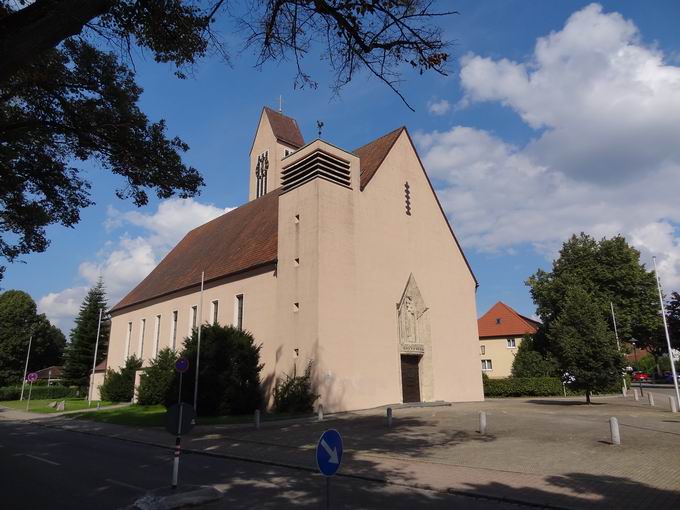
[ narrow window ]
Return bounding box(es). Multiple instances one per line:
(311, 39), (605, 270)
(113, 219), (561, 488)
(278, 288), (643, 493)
(190, 305), (198, 334)
(211, 300), (219, 324)
(506, 338), (516, 348)
(255, 150), (269, 198)
(138, 319), (146, 359)
(480, 345), (486, 355)
(294, 258), (300, 267)
(294, 214), (300, 224)
(404, 181), (412, 215)
(293, 302), (300, 312)
(235, 294), (244, 330)
(496, 318), (501, 325)
(124, 322), (132, 361)
(481, 359), (493, 371)
(152, 315), (161, 357)
(171, 311), (178, 350)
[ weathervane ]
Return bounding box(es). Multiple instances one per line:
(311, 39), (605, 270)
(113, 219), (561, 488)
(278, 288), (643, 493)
(317, 120), (324, 138)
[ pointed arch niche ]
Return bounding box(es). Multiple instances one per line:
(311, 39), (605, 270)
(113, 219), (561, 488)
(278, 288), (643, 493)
(397, 274), (434, 402)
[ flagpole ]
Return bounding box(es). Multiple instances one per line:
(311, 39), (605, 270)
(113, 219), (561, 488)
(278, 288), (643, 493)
(88, 308), (104, 406)
(652, 256), (680, 406)
(193, 271), (205, 414)
(610, 302), (627, 392)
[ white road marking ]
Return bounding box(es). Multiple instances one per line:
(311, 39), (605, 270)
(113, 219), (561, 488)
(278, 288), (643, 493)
(25, 454), (60, 466)
(105, 478), (145, 492)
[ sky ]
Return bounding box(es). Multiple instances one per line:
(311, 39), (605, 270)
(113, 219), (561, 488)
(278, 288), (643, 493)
(5, 1), (680, 334)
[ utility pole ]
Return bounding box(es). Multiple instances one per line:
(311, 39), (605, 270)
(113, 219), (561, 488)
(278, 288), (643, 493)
(652, 256), (680, 407)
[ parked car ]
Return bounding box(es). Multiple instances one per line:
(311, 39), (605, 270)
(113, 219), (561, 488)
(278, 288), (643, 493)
(661, 371), (680, 384)
(632, 371), (651, 382)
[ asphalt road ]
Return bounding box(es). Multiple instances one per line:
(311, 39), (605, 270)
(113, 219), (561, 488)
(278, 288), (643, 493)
(0, 419), (529, 510)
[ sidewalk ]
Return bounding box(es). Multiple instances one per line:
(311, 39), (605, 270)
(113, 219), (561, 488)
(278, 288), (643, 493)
(2, 395), (679, 509)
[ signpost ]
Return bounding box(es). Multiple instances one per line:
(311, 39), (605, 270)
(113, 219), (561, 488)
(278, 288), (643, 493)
(316, 429), (343, 509)
(168, 357), (192, 489)
(26, 372), (38, 411)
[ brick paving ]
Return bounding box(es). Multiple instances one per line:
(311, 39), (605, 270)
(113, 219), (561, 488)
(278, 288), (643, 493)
(2, 393), (679, 509)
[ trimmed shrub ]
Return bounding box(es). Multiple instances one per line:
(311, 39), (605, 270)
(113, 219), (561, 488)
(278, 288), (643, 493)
(0, 385), (77, 401)
(100, 355), (142, 402)
(137, 348), (177, 405)
(166, 324), (263, 416)
(274, 362), (318, 413)
(483, 377), (563, 397)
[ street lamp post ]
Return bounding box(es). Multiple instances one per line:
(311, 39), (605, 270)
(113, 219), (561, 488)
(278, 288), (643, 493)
(19, 333), (33, 401)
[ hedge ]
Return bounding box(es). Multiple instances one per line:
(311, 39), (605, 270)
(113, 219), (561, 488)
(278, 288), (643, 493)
(0, 385), (79, 401)
(483, 377), (563, 397)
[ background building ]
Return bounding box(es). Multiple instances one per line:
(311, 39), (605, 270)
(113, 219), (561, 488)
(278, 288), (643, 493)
(478, 302), (540, 378)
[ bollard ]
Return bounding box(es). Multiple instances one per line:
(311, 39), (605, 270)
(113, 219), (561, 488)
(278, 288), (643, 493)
(609, 417), (621, 445)
(648, 393), (655, 407)
(254, 409), (260, 430)
(622, 386), (627, 398)
(633, 388), (640, 401)
(386, 407), (393, 428)
(478, 411), (487, 434)
(318, 404), (324, 421)
(669, 396), (678, 414)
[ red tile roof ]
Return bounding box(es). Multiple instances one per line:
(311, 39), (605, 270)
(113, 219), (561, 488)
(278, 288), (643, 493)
(264, 107), (304, 148)
(354, 127), (405, 190)
(478, 301), (540, 338)
(95, 358), (107, 371)
(110, 190), (281, 313)
(35, 366), (62, 379)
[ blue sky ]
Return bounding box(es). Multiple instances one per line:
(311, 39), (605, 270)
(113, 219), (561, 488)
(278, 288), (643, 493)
(5, 1), (680, 333)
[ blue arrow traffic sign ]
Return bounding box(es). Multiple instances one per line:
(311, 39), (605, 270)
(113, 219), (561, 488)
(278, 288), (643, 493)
(316, 429), (343, 476)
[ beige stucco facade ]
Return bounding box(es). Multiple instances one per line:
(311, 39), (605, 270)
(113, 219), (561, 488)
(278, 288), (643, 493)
(479, 336), (523, 379)
(95, 109), (483, 410)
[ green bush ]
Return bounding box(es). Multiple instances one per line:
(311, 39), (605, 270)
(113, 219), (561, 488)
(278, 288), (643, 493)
(483, 377), (563, 397)
(137, 348), (177, 405)
(0, 385), (77, 401)
(100, 355), (142, 402)
(274, 362), (318, 413)
(166, 324), (263, 416)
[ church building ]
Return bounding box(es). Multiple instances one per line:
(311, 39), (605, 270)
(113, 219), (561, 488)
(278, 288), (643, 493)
(94, 107), (483, 411)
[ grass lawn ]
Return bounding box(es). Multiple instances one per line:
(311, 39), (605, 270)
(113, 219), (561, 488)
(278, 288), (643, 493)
(72, 404), (312, 428)
(0, 398), (114, 414)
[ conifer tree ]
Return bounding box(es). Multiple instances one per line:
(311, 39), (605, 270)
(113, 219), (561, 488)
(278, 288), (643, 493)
(62, 279), (110, 388)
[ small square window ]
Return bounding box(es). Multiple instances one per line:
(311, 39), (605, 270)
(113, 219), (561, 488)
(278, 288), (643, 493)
(293, 302), (300, 312)
(496, 318), (501, 325)
(481, 359), (493, 371)
(506, 338), (516, 348)
(294, 258), (300, 266)
(480, 345), (486, 355)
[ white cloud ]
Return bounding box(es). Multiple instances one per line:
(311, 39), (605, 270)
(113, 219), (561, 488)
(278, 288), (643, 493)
(38, 198), (233, 331)
(417, 3), (680, 289)
(427, 98), (451, 116)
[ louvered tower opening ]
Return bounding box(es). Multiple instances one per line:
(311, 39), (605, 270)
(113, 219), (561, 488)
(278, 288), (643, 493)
(281, 150), (351, 192)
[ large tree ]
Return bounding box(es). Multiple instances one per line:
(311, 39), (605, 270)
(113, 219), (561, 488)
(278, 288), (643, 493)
(527, 234), (661, 347)
(0, 1), (454, 279)
(665, 291), (680, 348)
(0, 290), (65, 386)
(549, 286), (624, 403)
(62, 279), (110, 387)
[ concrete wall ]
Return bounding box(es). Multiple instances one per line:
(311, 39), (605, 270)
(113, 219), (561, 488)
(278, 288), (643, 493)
(480, 336), (523, 378)
(89, 371), (106, 401)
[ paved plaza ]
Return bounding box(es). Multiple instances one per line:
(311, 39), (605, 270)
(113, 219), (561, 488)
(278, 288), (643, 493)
(2, 392), (679, 509)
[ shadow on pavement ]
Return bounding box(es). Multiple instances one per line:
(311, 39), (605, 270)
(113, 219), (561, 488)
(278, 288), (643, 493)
(526, 400), (605, 406)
